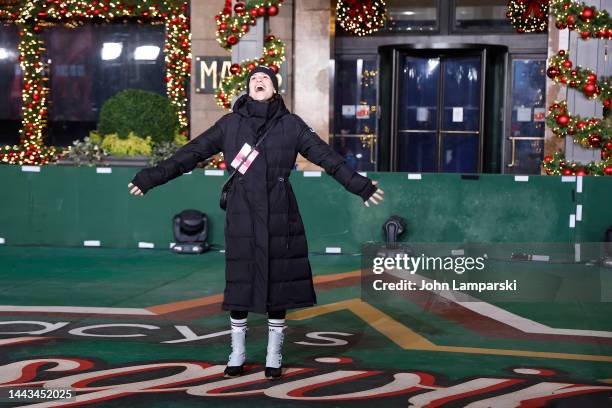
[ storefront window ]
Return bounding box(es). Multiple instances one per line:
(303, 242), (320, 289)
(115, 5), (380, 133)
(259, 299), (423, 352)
(454, 0), (514, 30)
(333, 57), (378, 171)
(42, 23), (166, 146)
(384, 0), (437, 32)
(0, 24), (22, 147)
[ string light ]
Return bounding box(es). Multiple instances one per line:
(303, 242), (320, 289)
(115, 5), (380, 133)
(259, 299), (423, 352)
(336, 0), (387, 37)
(506, 0), (549, 33)
(546, 49), (610, 105)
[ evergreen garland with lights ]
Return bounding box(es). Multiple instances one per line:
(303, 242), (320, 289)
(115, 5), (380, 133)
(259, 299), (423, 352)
(546, 50), (611, 106)
(0, 0), (191, 165)
(543, 150), (612, 175)
(506, 0), (549, 33)
(213, 0), (286, 110)
(546, 100), (609, 148)
(336, 0), (387, 37)
(550, 0), (612, 40)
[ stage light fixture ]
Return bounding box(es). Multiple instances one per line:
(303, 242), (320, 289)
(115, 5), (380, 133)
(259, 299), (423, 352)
(172, 209), (210, 255)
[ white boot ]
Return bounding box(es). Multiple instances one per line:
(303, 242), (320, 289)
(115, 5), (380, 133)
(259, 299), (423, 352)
(265, 319), (285, 379)
(227, 327), (247, 366)
(225, 317), (247, 377)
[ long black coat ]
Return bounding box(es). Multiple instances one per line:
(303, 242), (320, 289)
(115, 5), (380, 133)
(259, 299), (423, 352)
(131, 94), (377, 313)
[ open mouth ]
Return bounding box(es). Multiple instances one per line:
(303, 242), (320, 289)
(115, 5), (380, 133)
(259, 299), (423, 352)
(255, 85), (265, 92)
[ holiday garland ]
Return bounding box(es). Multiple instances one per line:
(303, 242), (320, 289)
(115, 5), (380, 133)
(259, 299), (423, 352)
(0, 0), (190, 165)
(546, 50), (611, 106)
(336, 0), (387, 37)
(550, 0), (612, 40)
(543, 151), (612, 175)
(542, 1), (612, 176)
(547, 101), (609, 146)
(215, 0), (282, 49)
(506, 0), (549, 33)
(214, 0), (285, 109)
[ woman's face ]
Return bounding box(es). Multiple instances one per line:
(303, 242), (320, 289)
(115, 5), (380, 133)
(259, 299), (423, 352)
(249, 72), (275, 101)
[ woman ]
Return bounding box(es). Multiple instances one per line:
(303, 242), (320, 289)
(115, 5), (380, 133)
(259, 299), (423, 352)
(128, 66), (384, 380)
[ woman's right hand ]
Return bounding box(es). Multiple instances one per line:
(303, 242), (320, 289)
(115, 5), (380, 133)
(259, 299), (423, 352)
(128, 182), (144, 196)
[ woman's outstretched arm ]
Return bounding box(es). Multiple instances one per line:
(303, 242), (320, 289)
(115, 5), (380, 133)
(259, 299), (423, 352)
(129, 123), (224, 195)
(295, 119), (383, 205)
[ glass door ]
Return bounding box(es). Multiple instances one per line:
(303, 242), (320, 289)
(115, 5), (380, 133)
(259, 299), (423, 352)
(505, 57), (546, 174)
(395, 52), (483, 172)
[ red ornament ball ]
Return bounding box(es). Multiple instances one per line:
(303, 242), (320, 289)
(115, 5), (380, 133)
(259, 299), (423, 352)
(588, 134), (601, 147)
(267, 49), (275, 56)
(586, 73), (597, 82)
(219, 22), (227, 31)
(576, 169), (587, 176)
(269, 64), (279, 74)
(546, 66), (559, 78)
(218, 161), (227, 170)
(543, 155), (553, 163)
(582, 83), (597, 96)
(227, 35), (238, 46)
(562, 60), (572, 69)
(604, 99), (611, 109)
(577, 121), (587, 130)
(247, 63), (256, 71)
(267, 5), (279, 16)
(234, 2), (246, 14)
(230, 63), (241, 75)
(562, 168), (573, 176)
(558, 50), (566, 56)
(257, 6), (266, 16)
(580, 7), (594, 21)
(556, 114), (570, 127)
(605, 142), (612, 150)
(604, 166), (612, 176)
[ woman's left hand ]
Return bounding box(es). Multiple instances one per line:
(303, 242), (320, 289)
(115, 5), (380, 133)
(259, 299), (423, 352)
(364, 180), (384, 207)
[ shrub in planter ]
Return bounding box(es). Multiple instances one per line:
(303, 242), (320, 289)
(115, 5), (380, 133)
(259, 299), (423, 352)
(101, 133), (152, 157)
(61, 132), (109, 166)
(148, 130), (190, 165)
(97, 89), (179, 144)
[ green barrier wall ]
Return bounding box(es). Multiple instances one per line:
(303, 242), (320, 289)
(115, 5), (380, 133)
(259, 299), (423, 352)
(0, 166), (610, 252)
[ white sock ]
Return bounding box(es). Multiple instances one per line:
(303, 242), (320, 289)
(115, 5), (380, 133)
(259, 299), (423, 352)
(228, 317), (247, 366)
(266, 319), (285, 368)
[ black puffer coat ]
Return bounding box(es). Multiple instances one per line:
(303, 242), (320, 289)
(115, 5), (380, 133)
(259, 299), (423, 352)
(131, 94), (377, 313)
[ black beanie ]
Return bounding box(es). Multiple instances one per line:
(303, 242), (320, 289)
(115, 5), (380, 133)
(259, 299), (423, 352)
(246, 66), (279, 95)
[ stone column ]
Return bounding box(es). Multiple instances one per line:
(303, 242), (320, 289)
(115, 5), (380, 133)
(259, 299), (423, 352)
(190, 1), (226, 139)
(544, 0), (612, 170)
(293, 0), (332, 171)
